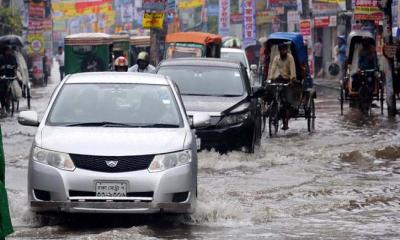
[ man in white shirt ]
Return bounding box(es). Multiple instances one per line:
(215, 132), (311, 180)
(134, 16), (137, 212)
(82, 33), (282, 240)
(314, 38), (323, 77)
(55, 46), (65, 81)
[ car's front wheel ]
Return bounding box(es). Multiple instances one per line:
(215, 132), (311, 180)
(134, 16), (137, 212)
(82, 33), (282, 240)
(245, 117), (261, 153)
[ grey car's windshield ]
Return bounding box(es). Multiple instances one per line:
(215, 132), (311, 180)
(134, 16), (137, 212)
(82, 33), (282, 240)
(158, 66), (244, 96)
(221, 52), (248, 67)
(47, 83), (183, 127)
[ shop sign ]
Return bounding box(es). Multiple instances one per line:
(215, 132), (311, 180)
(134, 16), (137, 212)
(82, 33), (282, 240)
(230, 13), (242, 23)
(312, 2), (339, 16)
(287, 11), (299, 31)
(143, 0), (166, 10)
(256, 11), (275, 25)
(178, 0), (204, 9)
(314, 16), (330, 28)
(142, 12), (165, 29)
(268, 0), (297, 8)
(354, 0), (383, 21)
(219, 0), (230, 36)
(242, 0), (256, 47)
(329, 15), (337, 27)
(300, 19), (311, 36)
(28, 34), (45, 54)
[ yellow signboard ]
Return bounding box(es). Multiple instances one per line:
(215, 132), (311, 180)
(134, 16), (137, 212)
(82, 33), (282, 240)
(178, 0), (204, 9)
(28, 34), (45, 54)
(142, 12), (165, 29)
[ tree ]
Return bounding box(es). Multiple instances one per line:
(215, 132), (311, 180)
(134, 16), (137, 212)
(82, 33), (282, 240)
(0, 7), (22, 36)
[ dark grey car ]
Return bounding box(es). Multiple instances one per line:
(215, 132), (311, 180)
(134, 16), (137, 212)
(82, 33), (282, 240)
(157, 58), (263, 153)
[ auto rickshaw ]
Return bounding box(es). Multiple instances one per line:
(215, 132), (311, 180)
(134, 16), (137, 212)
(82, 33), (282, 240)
(263, 32), (316, 136)
(111, 34), (130, 66)
(64, 33), (113, 74)
(129, 36), (150, 67)
(164, 32), (222, 59)
(340, 31), (384, 115)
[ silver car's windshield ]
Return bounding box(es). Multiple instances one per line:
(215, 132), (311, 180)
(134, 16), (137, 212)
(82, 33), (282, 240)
(158, 66), (244, 96)
(47, 83), (183, 127)
(221, 52), (247, 67)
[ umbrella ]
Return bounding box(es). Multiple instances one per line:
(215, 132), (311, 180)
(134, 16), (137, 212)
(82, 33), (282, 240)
(0, 35), (24, 47)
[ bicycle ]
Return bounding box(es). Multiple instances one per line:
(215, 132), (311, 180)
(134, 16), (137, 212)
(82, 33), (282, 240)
(262, 81), (289, 137)
(0, 75), (17, 116)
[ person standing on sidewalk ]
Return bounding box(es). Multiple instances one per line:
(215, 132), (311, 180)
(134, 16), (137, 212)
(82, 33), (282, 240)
(55, 46), (65, 81)
(0, 125), (13, 239)
(314, 38), (323, 77)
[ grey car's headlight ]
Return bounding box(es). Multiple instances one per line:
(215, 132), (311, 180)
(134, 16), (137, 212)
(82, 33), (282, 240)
(218, 112), (250, 127)
(32, 147), (75, 171)
(148, 150), (192, 173)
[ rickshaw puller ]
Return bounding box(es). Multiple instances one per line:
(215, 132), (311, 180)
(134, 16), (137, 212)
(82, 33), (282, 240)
(351, 38), (378, 91)
(268, 43), (297, 130)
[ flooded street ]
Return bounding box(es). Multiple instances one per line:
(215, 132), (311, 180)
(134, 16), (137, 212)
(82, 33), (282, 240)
(3, 73), (400, 239)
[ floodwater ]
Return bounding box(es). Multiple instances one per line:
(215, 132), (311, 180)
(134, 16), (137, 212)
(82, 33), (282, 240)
(3, 70), (400, 239)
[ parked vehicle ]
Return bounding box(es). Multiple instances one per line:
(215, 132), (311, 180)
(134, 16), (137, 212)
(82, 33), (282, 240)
(340, 31), (384, 115)
(164, 32), (222, 59)
(64, 33), (113, 74)
(157, 58), (264, 153)
(129, 36), (150, 67)
(221, 48), (257, 84)
(18, 72), (198, 214)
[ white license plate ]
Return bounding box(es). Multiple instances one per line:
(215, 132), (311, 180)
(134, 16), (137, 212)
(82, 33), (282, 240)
(196, 138), (201, 150)
(96, 182), (127, 197)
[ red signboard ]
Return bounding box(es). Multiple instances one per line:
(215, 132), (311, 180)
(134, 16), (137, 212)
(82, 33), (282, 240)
(231, 13), (242, 23)
(314, 16), (329, 28)
(300, 19), (311, 36)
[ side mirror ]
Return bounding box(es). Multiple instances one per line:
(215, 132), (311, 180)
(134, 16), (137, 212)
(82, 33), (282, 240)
(188, 112), (211, 128)
(250, 64), (257, 71)
(18, 111), (39, 127)
(251, 86), (265, 98)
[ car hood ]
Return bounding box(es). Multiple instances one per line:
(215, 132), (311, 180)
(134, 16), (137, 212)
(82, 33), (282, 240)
(38, 127), (187, 156)
(181, 95), (245, 114)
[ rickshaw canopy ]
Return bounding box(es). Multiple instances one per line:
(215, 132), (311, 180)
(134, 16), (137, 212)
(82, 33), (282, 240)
(346, 30), (375, 63)
(267, 32), (308, 65)
(129, 36), (150, 46)
(111, 34), (129, 43)
(65, 33), (112, 45)
(165, 32), (222, 45)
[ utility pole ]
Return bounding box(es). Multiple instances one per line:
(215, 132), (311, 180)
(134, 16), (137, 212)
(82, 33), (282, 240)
(382, 0), (397, 116)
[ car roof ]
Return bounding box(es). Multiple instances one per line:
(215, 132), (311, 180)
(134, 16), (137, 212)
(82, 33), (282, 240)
(158, 58), (241, 68)
(65, 72), (169, 85)
(221, 48), (245, 53)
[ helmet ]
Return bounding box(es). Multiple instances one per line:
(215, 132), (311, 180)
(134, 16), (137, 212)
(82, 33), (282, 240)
(114, 56), (128, 67)
(137, 51), (149, 62)
(114, 56), (128, 72)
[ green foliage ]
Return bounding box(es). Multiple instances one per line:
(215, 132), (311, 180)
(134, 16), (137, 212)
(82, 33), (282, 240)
(0, 7), (22, 36)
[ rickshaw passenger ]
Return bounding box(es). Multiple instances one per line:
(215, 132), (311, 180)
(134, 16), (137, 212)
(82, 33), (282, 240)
(352, 38), (378, 91)
(268, 43), (297, 130)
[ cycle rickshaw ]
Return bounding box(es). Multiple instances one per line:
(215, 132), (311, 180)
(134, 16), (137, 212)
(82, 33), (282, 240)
(339, 31), (384, 115)
(262, 32), (316, 137)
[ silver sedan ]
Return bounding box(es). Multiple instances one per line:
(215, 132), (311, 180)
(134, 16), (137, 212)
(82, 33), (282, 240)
(18, 72), (198, 214)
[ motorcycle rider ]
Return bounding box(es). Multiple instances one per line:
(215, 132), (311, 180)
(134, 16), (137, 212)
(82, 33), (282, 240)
(128, 51), (155, 73)
(114, 56), (129, 72)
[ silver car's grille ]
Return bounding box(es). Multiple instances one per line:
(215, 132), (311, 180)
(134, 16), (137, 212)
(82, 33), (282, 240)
(69, 154), (155, 173)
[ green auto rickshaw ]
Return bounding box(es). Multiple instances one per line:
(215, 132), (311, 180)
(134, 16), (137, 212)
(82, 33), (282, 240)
(64, 33), (113, 74)
(129, 36), (150, 67)
(111, 34), (130, 66)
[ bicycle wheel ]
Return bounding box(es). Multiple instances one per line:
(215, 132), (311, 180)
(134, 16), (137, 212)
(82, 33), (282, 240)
(307, 97), (315, 132)
(268, 101), (279, 137)
(27, 87), (31, 110)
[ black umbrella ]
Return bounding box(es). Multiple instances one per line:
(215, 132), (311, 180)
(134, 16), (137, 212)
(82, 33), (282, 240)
(0, 34), (24, 47)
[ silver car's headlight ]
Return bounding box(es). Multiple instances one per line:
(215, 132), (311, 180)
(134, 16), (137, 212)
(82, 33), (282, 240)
(218, 112), (250, 127)
(32, 147), (75, 171)
(148, 150), (192, 173)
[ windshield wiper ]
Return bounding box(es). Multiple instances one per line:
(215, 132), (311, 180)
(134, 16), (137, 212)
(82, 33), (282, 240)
(65, 122), (139, 127)
(140, 123), (180, 128)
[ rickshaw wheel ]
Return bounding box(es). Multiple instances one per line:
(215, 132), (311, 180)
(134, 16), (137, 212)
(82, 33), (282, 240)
(379, 82), (384, 115)
(268, 101), (279, 137)
(307, 97), (315, 132)
(27, 88), (31, 110)
(340, 85), (344, 115)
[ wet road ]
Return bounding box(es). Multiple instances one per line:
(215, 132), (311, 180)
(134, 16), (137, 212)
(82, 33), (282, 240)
(3, 72), (400, 239)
